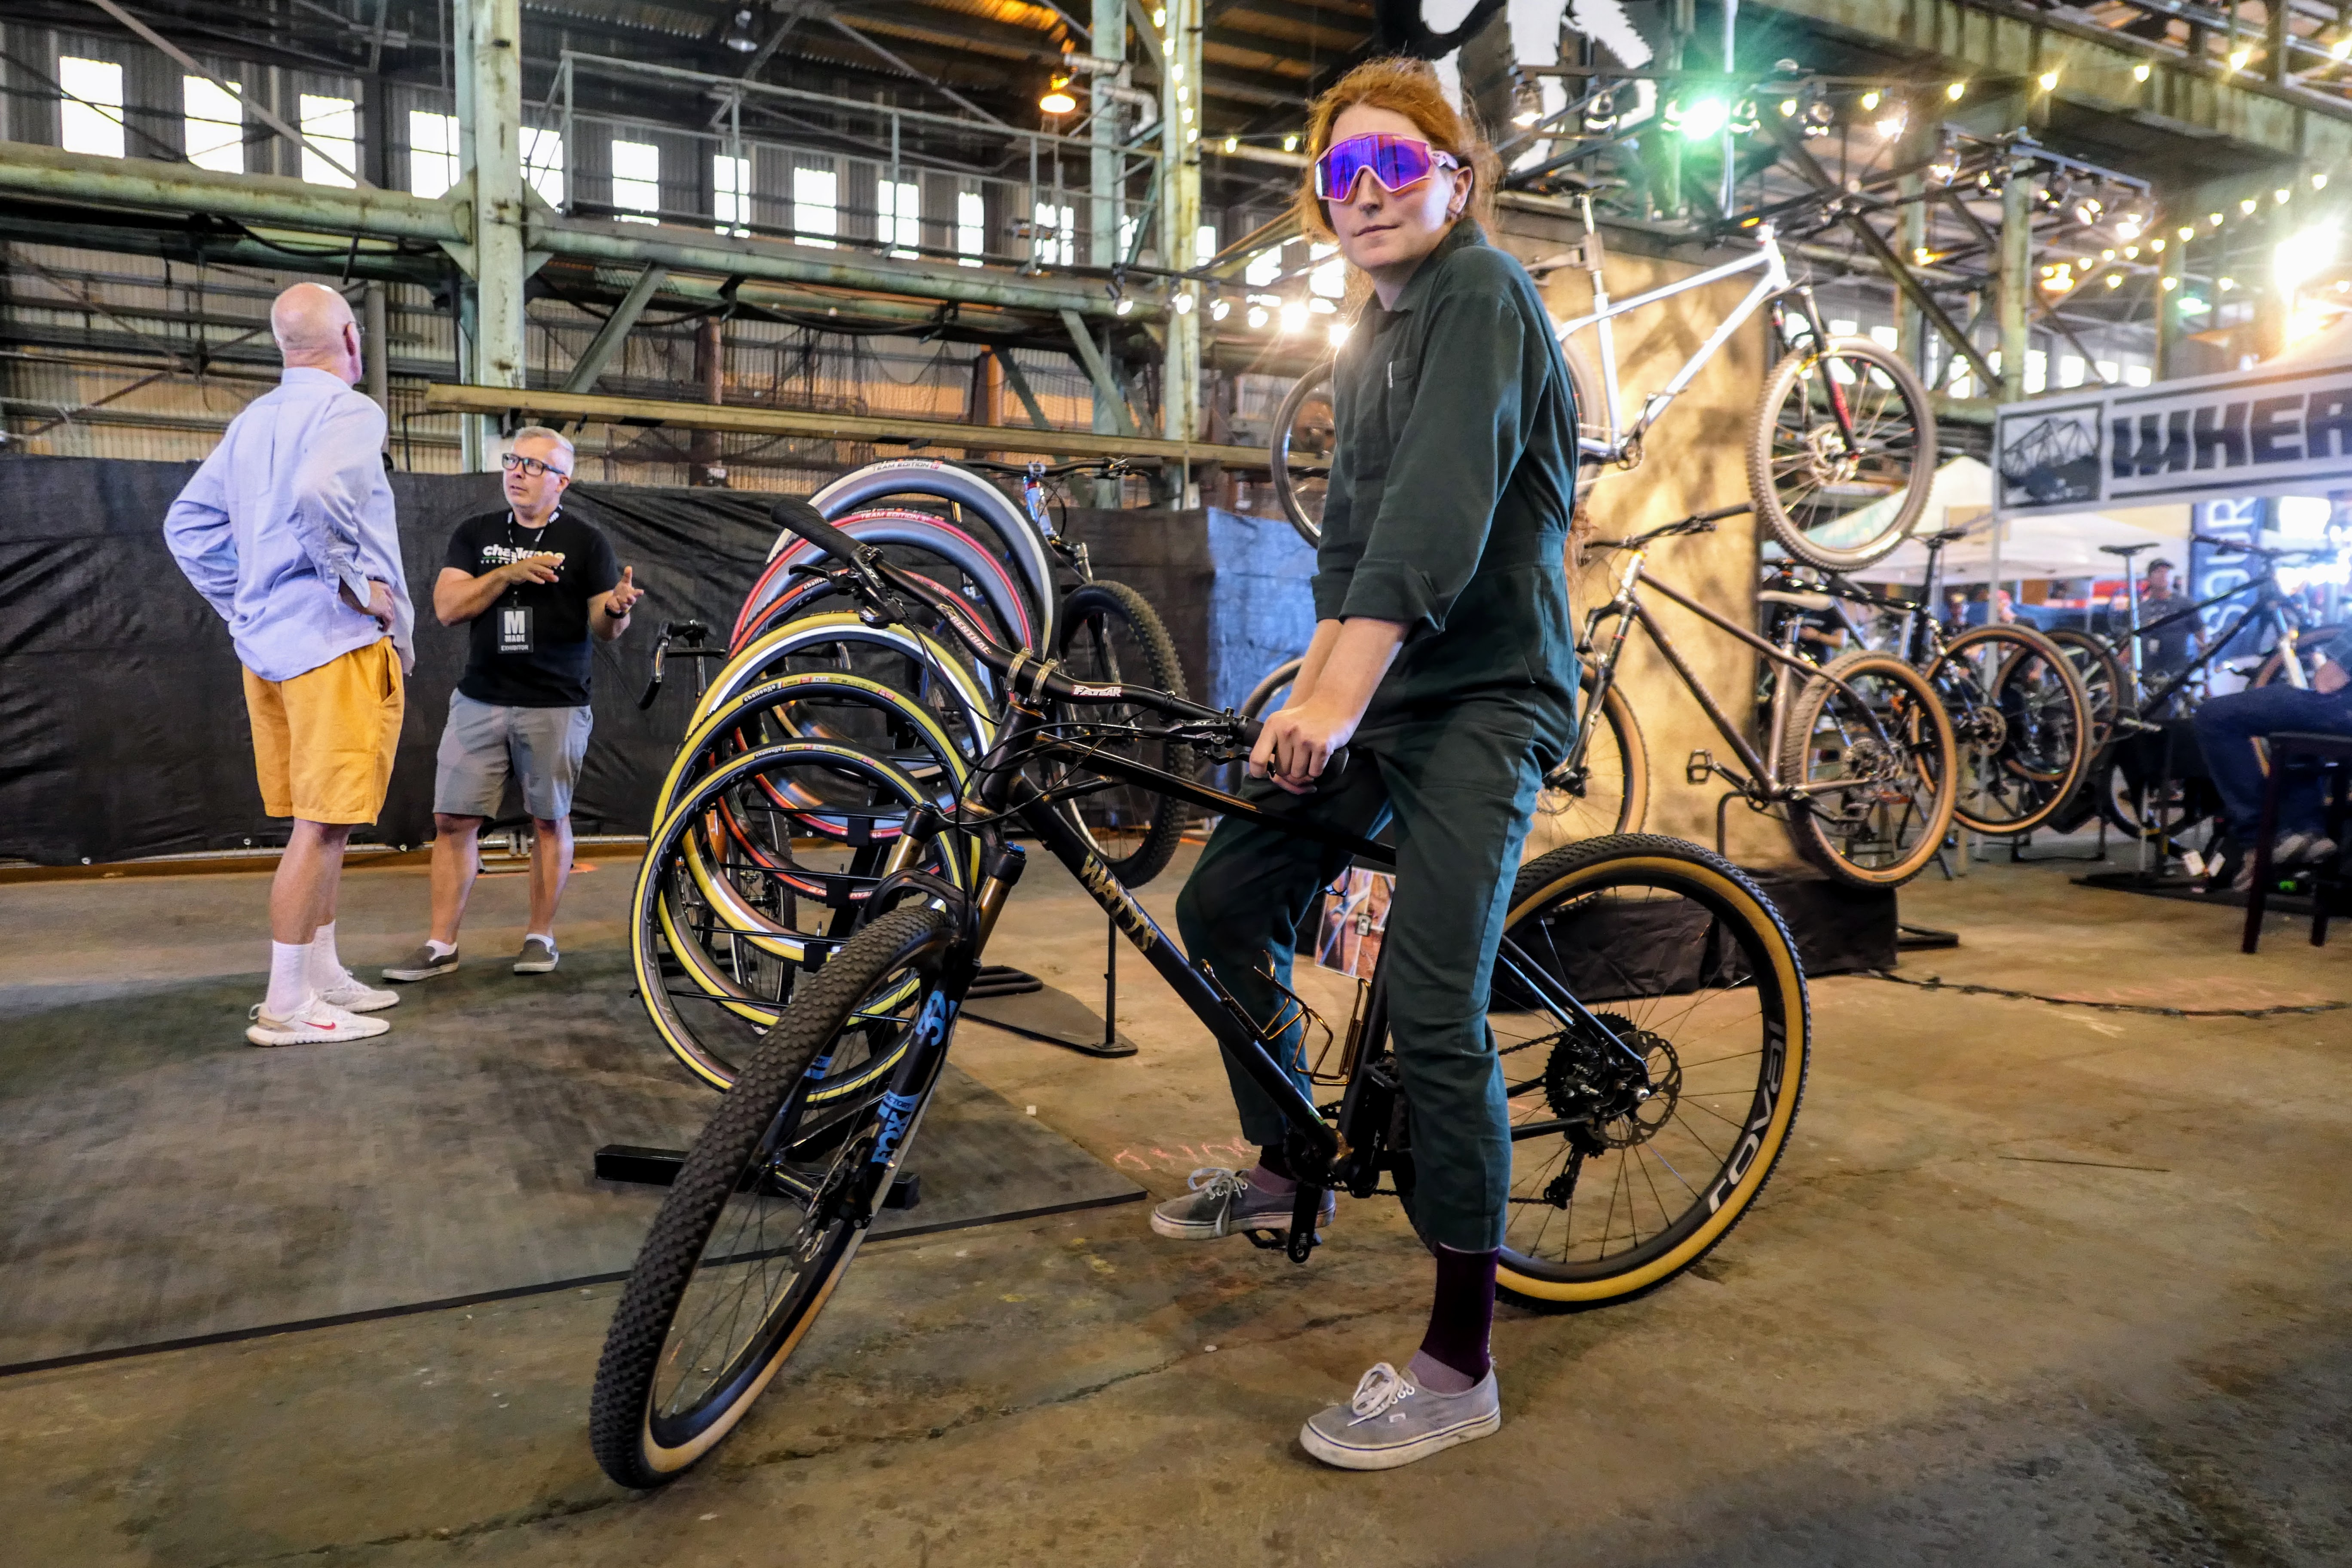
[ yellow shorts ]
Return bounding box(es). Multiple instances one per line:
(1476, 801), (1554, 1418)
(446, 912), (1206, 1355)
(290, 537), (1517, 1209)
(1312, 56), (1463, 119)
(243, 638), (405, 824)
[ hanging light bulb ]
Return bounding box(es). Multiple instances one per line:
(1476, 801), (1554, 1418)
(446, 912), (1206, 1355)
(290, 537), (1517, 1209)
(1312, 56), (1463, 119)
(2239, 196), (2258, 215)
(1173, 291), (1194, 315)
(2274, 187), (2291, 204)
(2315, 172), (2331, 191)
(2105, 273), (2123, 288)
(1210, 297), (1230, 321)
(1245, 305), (1267, 329)
(1039, 74), (1077, 116)
(2133, 62), (2151, 82)
(1945, 80), (1966, 101)
(1860, 90), (1881, 111)
(2228, 46), (2252, 71)
(2037, 70), (2059, 92)
(722, 8), (758, 52)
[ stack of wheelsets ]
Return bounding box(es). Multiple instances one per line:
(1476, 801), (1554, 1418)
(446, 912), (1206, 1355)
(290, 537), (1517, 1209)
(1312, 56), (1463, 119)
(628, 456), (1192, 1090)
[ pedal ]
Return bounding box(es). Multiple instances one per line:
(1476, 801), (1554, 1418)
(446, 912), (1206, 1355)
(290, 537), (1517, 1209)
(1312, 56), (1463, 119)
(882, 1171), (922, 1211)
(1687, 749), (1718, 786)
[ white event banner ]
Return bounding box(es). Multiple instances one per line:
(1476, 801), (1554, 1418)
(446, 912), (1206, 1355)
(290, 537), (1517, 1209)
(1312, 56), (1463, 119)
(1992, 357), (2352, 516)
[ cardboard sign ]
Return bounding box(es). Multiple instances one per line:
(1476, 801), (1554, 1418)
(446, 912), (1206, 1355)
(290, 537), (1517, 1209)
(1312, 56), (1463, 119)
(1315, 867), (1392, 978)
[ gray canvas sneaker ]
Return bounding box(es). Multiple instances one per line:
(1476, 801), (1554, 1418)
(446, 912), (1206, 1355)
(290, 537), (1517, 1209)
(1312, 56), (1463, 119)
(514, 936), (560, 974)
(1299, 1361), (1501, 1471)
(1148, 1167), (1335, 1240)
(383, 944), (458, 983)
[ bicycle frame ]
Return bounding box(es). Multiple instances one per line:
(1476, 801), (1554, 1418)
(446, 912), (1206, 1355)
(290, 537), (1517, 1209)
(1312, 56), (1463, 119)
(1555, 195), (1795, 466)
(2121, 570), (2311, 713)
(1562, 539), (1850, 806)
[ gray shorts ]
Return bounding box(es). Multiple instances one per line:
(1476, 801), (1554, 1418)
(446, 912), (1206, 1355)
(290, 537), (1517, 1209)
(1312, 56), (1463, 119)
(433, 691), (593, 821)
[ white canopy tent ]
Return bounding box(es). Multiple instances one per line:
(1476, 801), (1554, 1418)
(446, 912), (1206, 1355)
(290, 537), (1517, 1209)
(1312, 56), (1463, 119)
(1838, 457), (2183, 583)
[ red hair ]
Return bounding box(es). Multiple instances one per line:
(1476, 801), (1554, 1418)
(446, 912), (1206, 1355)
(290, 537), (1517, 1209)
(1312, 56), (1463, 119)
(1294, 57), (1499, 242)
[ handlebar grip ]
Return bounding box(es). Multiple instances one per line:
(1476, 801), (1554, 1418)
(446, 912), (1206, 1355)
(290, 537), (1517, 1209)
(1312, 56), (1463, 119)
(1234, 717), (1350, 792)
(771, 496), (864, 564)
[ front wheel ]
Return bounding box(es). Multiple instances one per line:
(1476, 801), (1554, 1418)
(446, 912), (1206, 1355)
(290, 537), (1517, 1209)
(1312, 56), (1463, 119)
(1483, 835), (1810, 1305)
(590, 905), (958, 1489)
(1779, 649), (1959, 887)
(1748, 337), (1936, 570)
(1928, 625), (2093, 837)
(1050, 579), (1192, 887)
(1536, 667), (1649, 840)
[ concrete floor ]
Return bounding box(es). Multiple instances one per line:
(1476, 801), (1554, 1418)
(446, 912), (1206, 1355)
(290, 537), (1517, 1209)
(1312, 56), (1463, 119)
(3, 838), (2347, 1565)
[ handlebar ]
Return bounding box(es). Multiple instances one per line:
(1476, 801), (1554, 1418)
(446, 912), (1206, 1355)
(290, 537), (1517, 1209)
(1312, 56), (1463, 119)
(2188, 533), (2338, 565)
(1592, 501), (1754, 552)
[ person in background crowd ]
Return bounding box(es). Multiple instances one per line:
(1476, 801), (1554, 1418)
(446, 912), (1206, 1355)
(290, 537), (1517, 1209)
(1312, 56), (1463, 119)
(163, 282), (413, 1047)
(2138, 558), (2200, 712)
(2196, 627), (2352, 889)
(383, 427), (642, 983)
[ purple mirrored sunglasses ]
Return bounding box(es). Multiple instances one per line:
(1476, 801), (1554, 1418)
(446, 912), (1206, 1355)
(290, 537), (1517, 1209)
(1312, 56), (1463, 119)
(1313, 133), (1460, 201)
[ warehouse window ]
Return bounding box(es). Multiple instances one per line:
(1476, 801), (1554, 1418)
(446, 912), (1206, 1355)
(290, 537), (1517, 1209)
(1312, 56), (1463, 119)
(612, 139), (659, 222)
(57, 57), (125, 158)
(878, 180), (920, 258)
(299, 94), (358, 187)
(1034, 201), (1074, 266)
(1245, 244), (1281, 287)
(1195, 224), (1217, 266)
(793, 166), (837, 248)
(956, 190), (985, 266)
(714, 153), (750, 236)
(522, 128), (564, 207)
(183, 76), (243, 173)
(409, 110), (458, 197)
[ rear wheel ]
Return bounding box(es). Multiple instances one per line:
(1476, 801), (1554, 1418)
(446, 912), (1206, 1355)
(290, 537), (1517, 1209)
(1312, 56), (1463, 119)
(1748, 338), (1936, 570)
(1271, 361), (1335, 548)
(1050, 579), (1192, 887)
(1482, 835), (1810, 1305)
(1779, 649), (1958, 887)
(2043, 628), (2127, 756)
(1928, 625), (2092, 836)
(591, 905), (958, 1490)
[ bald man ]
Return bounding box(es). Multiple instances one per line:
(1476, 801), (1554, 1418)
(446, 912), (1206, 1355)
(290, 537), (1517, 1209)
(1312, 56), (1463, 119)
(165, 282), (416, 1047)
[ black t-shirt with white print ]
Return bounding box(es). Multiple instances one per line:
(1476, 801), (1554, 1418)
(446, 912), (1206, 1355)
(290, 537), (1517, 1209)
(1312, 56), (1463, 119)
(444, 509), (622, 707)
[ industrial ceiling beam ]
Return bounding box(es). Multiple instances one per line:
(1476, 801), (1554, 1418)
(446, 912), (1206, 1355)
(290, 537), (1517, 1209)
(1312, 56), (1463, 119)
(0, 142), (1159, 321)
(1750, 0), (2352, 162)
(422, 382), (1268, 464)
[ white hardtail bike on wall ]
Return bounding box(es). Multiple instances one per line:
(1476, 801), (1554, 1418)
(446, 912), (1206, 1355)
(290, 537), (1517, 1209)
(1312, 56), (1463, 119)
(1270, 196), (1939, 573)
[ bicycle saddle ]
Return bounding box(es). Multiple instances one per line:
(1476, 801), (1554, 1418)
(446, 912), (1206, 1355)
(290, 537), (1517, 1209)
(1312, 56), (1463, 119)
(2098, 542), (2160, 558)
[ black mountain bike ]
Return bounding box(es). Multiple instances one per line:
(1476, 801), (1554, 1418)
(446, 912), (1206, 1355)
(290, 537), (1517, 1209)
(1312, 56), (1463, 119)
(588, 501), (1813, 1488)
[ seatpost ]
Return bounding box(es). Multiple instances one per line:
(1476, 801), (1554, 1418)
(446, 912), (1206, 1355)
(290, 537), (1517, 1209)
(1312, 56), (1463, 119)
(2122, 561), (2145, 694)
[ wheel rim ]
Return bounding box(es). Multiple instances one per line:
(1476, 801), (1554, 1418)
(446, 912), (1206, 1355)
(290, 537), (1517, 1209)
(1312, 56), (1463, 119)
(1796, 664), (1947, 877)
(1763, 348), (1927, 566)
(643, 965), (937, 1448)
(1490, 854), (1801, 1290)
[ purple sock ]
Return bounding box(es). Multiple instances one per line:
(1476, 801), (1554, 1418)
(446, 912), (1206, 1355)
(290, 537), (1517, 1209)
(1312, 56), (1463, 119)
(1248, 1162), (1297, 1196)
(1411, 1244), (1497, 1392)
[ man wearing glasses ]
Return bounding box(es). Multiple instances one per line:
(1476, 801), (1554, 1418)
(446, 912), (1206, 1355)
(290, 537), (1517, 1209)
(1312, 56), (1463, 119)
(384, 427), (642, 982)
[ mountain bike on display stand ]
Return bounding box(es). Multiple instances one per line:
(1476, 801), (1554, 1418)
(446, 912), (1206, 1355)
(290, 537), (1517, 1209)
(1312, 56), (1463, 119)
(587, 499), (1813, 1489)
(1761, 531), (2095, 842)
(1559, 505), (1959, 887)
(1271, 194), (1938, 573)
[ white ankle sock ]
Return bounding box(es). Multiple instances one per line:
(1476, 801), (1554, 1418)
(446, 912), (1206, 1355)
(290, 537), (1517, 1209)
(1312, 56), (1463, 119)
(525, 931), (556, 952)
(306, 921), (351, 990)
(426, 937), (457, 959)
(266, 941), (315, 1017)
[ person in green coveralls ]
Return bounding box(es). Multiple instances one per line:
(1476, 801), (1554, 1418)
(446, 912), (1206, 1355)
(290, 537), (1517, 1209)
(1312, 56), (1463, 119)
(1151, 58), (1582, 1470)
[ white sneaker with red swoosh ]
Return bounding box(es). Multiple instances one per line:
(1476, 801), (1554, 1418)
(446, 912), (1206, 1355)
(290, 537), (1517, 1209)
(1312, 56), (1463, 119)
(245, 995), (392, 1047)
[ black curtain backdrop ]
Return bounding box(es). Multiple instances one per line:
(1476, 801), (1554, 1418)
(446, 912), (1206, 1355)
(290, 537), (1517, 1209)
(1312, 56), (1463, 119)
(0, 457), (775, 865)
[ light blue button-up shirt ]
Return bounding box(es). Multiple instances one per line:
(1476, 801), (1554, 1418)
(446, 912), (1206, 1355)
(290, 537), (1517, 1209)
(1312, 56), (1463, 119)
(163, 367), (415, 683)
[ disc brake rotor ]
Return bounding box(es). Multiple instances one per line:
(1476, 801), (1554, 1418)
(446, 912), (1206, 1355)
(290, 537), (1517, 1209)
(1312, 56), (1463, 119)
(1542, 1010), (1682, 1152)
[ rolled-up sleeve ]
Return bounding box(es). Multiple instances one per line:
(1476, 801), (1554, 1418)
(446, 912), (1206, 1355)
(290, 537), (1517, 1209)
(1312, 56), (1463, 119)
(1339, 288), (1528, 632)
(288, 397), (389, 605)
